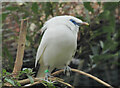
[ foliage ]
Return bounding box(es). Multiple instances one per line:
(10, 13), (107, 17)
(84, 2), (94, 13)
(88, 2), (119, 64)
(41, 80), (56, 88)
(2, 68), (34, 86)
(20, 68), (35, 84)
(3, 69), (20, 86)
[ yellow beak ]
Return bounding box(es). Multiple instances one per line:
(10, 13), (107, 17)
(81, 22), (89, 26)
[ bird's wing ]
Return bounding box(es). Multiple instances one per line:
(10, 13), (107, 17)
(40, 22), (47, 34)
(35, 25), (48, 67)
(35, 42), (47, 67)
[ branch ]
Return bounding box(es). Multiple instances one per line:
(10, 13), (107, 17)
(12, 18), (28, 77)
(51, 68), (114, 88)
(23, 78), (42, 88)
(20, 77), (74, 88)
(17, 68), (113, 88)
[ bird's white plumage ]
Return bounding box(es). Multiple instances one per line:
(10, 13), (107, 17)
(35, 15), (84, 77)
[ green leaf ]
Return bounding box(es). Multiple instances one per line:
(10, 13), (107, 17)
(102, 49), (109, 54)
(6, 6), (19, 11)
(104, 2), (118, 11)
(21, 68), (34, 75)
(102, 36), (117, 52)
(99, 10), (110, 19)
(102, 26), (113, 33)
(4, 78), (15, 86)
(2, 13), (9, 21)
(27, 75), (34, 84)
(31, 2), (38, 14)
(89, 55), (94, 59)
(84, 2), (94, 13)
(100, 41), (104, 48)
(90, 30), (104, 40)
(16, 81), (21, 86)
(97, 2), (101, 5)
(2, 69), (6, 73)
(92, 54), (114, 63)
(6, 72), (11, 75)
(42, 80), (56, 88)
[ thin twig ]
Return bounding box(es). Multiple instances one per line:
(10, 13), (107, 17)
(54, 79), (74, 88)
(18, 77), (42, 85)
(23, 79), (42, 88)
(22, 77), (74, 88)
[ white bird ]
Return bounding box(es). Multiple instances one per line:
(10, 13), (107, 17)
(35, 15), (89, 78)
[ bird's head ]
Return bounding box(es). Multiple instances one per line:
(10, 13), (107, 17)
(61, 15), (89, 33)
(41, 15), (89, 34)
(69, 17), (89, 27)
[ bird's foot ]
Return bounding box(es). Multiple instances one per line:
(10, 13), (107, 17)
(44, 70), (50, 80)
(64, 66), (71, 76)
(44, 70), (54, 83)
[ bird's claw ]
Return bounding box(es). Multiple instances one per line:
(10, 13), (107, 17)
(45, 72), (51, 81)
(44, 73), (54, 83)
(64, 66), (71, 76)
(44, 70), (54, 83)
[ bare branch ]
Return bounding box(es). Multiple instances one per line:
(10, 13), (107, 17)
(17, 68), (113, 88)
(51, 68), (114, 88)
(22, 77), (74, 88)
(12, 18), (28, 77)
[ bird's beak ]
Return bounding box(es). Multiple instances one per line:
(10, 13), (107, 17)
(81, 22), (89, 26)
(76, 22), (89, 26)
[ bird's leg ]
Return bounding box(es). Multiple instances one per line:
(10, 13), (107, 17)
(64, 65), (71, 76)
(44, 70), (50, 81)
(44, 66), (55, 83)
(44, 66), (51, 81)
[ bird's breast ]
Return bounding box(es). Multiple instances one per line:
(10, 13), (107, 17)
(43, 25), (77, 68)
(49, 25), (77, 45)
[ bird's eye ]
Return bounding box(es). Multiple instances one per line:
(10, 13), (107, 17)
(70, 19), (77, 25)
(70, 19), (81, 26)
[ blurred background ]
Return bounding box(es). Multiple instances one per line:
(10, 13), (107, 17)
(2, 2), (120, 87)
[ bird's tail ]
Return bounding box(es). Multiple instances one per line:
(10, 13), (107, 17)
(36, 64), (47, 78)
(36, 64), (54, 78)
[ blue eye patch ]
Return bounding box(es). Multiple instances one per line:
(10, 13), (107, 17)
(70, 19), (80, 26)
